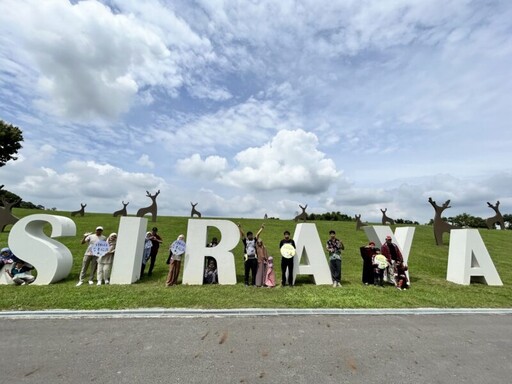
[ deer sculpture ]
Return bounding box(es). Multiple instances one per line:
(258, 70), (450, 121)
(71, 203), (87, 217)
(136, 190), (160, 222)
(355, 214), (367, 231)
(294, 204), (308, 222)
(486, 201), (505, 230)
(190, 202), (202, 218)
(0, 196), (20, 232)
(113, 201), (129, 217)
(428, 197), (459, 246)
(380, 208), (395, 225)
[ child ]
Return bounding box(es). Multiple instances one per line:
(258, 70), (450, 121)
(394, 261), (409, 290)
(203, 259), (218, 284)
(97, 233), (117, 285)
(372, 250), (388, 287)
(6, 260), (35, 285)
(264, 256), (275, 288)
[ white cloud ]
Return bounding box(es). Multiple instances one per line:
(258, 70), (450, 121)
(136, 154), (155, 169)
(181, 129), (343, 194)
(0, 0), (215, 120)
(176, 154), (227, 179)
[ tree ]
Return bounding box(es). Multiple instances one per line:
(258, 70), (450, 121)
(0, 120), (24, 167)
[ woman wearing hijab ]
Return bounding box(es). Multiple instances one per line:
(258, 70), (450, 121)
(97, 233), (117, 285)
(255, 238), (269, 287)
(166, 234), (186, 286)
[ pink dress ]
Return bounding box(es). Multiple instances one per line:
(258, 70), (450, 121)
(264, 257), (275, 287)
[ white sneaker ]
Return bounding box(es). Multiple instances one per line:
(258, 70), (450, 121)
(88, 280), (94, 285)
(97, 281), (102, 286)
(105, 280), (110, 285)
(76, 281), (83, 287)
(332, 282), (337, 288)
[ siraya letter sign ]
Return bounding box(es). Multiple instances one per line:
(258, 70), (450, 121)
(3, 215), (504, 286)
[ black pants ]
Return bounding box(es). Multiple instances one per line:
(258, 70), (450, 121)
(362, 260), (374, 284)
(148, 249), (158, 275)
(281, 257), (294, 286)
(330, 258), (342, 283)
(374, 269), (384, 286)
(245, 258), (257, 285)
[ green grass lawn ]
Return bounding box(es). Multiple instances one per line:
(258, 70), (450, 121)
(0, 208), (510, 310)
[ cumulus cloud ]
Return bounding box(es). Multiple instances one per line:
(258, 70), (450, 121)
(176, 154), (227, 179)
(136, 154), (155, 169)
(0, 0), (215, 120)
(178, 129), (342, 194)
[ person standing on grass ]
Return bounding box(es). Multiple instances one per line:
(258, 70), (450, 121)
(255, 238), (269, 287)
(326, 230), (344, 287)
(97, 233), (117, 285)
(140, 232), (153, 278)
(238, 223), (264, 286)
(265, 256), (276, 288)
(166, 234), (186, 286)
(359, 241), (378, 285)
(279, 230), (296, 287)
(77, 226), (106, 286)
(147, 227), (163, 277)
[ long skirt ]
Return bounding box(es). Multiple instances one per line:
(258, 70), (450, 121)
(265, 268), (275, 287)
(255, 261), (267, 286)
(166, 259), (181, 286)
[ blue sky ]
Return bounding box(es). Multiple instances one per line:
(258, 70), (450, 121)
(0, 0), (511, 223)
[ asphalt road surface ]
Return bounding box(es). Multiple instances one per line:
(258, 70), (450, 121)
(0, 314), (511, 384)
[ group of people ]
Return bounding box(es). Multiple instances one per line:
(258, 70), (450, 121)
(0, 247), (35, 285)
(360, 235), (409, 290)
(77, 226), (162, 286)
(1, 223), (409, 289)
(239, 224), (277, 287)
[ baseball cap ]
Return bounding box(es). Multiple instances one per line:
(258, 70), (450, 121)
(96, 226), (104, 231)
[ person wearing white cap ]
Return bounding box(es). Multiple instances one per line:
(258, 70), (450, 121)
(76, 226), (106, 286)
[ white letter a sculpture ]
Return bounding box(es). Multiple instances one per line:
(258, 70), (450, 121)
(447, 229), (502, 286)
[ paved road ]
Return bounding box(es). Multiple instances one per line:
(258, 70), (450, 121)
(0, 314), (510, 384)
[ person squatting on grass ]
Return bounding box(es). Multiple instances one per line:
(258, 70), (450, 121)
(238, 223), (264, 286)
(77, 226), (106, 286)
(166, 234), (186, 286)
(279, 230), (296, 287)
(326, 230), (345, 287)
(6, 260), (35, 285)
(97, 233), (117, 285)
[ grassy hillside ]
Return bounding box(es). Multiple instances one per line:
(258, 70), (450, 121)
(0, 208), (510, 310)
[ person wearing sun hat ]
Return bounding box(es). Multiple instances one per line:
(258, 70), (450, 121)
(77, 226), (106, 286)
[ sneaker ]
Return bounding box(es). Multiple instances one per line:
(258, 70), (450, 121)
(337, 282), (342, 287)
(105, 280), (110, 285)
(88, 280), (94, 285)
(97, 281), (102, 286)
(76, 281), (83, 287)
(333, 282), (337, 288)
